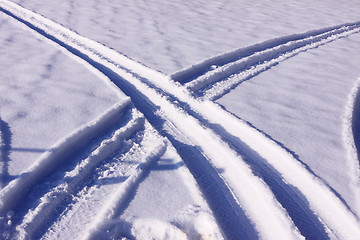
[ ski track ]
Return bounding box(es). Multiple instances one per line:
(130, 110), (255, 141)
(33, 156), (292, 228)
(1, 0), (360, 239)
(170, 21), (360, 100)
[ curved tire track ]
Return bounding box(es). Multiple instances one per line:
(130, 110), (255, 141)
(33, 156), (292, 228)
(171, 21), (360, 100)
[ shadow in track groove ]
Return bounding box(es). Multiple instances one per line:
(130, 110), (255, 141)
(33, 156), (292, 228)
(0, 118), (12, 188)
(352, 80), (360, 172)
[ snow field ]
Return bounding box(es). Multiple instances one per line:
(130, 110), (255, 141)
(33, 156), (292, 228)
(8, 0), (360, 74)
(6, 1), (360, 236)
(0, 1), (225, 238)
(1, 0), (360, 239)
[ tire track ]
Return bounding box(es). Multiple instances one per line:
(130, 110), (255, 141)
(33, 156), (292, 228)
(0, 100), (132, 216)
(81, 129), (166, 240)
(17, 120), (166, 240)
(0, 102), (150, 237)
(170, 21), (360, 100)
(1, 1), (360, 239)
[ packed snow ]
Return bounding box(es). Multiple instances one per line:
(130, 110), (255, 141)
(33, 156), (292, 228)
(1, 0), (360, 239)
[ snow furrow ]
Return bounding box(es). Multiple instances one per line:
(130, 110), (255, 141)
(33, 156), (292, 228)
(83, 136), (167, 240)
(0, 2), (304, 239)
(170, 22), (360, 84)
(195, 102), (360, 239)
(37, 123), (167, 240)
(2, 1), (360, 239)
(0, 100), (131, 215)
(201, 26), (360, 100)
(15, 110), (145, 239)
(170, 21), (360, 97)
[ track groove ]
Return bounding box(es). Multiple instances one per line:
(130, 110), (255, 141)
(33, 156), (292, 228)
(15, 109), (146, 239)
(170, 22), (360, 100)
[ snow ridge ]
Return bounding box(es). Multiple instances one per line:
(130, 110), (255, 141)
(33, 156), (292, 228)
(170, 22), (360, 100)
(0, 100), (131, 215)
(15, 108), (145, 239)
(83, 136), (167, 240)
(170, 21), (360, 84)
(344, 75), (360, 215)
(1, 0), (360, 239)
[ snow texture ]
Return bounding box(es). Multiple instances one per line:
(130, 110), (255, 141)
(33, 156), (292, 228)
(0, 0), (360, 239)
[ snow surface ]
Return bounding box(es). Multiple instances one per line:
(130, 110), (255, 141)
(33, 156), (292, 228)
(8, 0), (360, 74)
(217, 34), (360, 215)
(0, 13), (122, 177)
(1, 0), (360, 239)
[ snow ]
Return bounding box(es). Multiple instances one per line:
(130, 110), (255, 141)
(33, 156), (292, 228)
(1, 0), (360, 239)
(0, 12), (123, 178)
(7, 0), (360, 74)
(217, 33), (360, 215)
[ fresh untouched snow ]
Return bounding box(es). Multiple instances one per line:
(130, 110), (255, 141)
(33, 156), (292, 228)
(1, 0), (360, 239)
(7, 0), (360, 74)
(0, 12), (123, 178)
